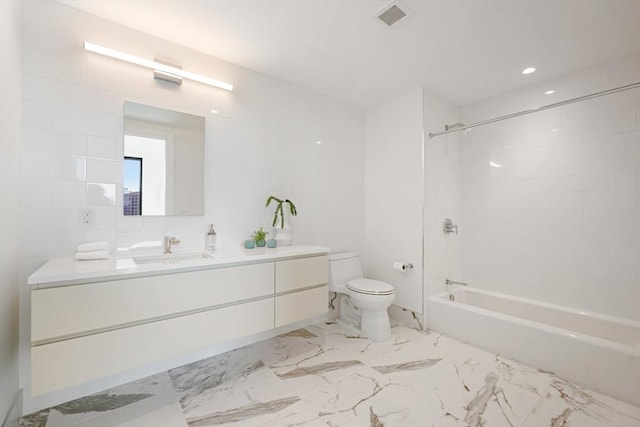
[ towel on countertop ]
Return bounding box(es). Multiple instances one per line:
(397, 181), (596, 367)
(77, 241), (108, 253)
(75, 250), (110, 261)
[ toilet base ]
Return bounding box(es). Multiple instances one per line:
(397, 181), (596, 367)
(361, 308), (391, 341)
(336, 293), (393, 342)
(335, 318), (361, 336)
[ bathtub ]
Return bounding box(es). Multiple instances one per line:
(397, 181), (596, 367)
(429, 287), (640, 406)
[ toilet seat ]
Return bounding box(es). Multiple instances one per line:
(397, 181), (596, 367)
(346, 279), (394, 296)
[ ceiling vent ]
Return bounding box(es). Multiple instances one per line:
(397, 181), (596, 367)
(375, 1), (413, 28)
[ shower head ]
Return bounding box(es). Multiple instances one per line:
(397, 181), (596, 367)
(444, 123), (465, 131)
(444, 123), (472, 135)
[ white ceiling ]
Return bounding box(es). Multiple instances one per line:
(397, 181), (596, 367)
(60, 0), (640, 108)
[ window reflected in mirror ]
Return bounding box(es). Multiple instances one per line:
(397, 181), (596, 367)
(123, 102), (205, 216)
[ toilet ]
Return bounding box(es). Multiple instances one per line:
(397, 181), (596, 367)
(328, 252), (395, 341)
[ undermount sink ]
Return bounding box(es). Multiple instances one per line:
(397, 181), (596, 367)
(133, 252), (213, 265)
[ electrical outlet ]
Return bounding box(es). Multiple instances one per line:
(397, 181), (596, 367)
(79, 208), (95, 226)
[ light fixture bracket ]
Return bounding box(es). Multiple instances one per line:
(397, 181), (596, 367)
(153, 59), (183, 86)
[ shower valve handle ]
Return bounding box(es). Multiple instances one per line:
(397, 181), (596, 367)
(443, 218), (458, 234)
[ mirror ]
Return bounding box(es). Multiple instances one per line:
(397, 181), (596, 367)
(123, 102), (205, 216)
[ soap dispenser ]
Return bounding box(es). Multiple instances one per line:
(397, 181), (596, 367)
(205, 225), (217, 250)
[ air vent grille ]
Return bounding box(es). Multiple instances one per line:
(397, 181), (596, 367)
(377, 4), (408, 27)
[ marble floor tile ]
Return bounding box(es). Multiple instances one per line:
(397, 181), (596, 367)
(305, 322), (374, 352)
(297, 365), (394, 426)
(426, 332), (498, 383)
(616, 402), (640, 426)
(617, 403), (640, 419)
(521, 376), (619, 427)
(430, 413), (471, 427)
(45, 372), (178, 427)
(186, 396), (301, 426)
(270, 346), (368, 397)
(207, 399), (324, 427)
(19, 409), (49, 427)
(116, 403), (187, 427)
(389, 306), (425, 331)
(252, 328), (326, 367)
(179, 366), (299, 426)
(20, 322), (640, 427)
(169, 345), (265, 412)
(613, 412), (640, 427)
(374, 353), (484, 420)
(459, 370), (543, 427)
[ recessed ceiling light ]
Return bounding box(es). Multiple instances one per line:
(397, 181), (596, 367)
(522, 67), (536, 75)
(551, 128), (559, 132)
(210, 109), (219, 114)
(545, 90), (555, 95)
(316, 140), (324, 145)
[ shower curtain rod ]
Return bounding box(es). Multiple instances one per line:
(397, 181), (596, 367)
(428, 81), (640, 138)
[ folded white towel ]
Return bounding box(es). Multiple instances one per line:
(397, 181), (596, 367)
(77, 241), (108, 253)
(75, 250), (110, 261)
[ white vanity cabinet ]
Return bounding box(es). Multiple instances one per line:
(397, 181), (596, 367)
(275, 256), (329, 327)
(29, 247), (329, 396)
(31, 263), (274, 344)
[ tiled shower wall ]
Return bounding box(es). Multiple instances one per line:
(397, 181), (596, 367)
(19, 1), (364, 412)
(459, 54), (640, 320)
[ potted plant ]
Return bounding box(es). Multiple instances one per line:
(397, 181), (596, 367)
(251, 227), (268, 247)
(266, 196), (297, 246)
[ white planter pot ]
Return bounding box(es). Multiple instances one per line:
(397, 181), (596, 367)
(274, 225), (293, 246)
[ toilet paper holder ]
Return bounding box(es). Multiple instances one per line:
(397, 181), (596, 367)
(393, 261), (414, 272)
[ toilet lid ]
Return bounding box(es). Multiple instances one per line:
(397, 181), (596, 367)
(346, 279), (394, 296)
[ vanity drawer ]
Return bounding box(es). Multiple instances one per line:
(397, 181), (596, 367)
(31, 298), (274, 396)
(275, 255), (328, 293)
(32, 262), (274, 344)
(275, 286), (328, 327)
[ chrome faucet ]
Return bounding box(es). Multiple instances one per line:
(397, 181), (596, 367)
(164, 236), (181, 254)
(445, 279), (468, 301)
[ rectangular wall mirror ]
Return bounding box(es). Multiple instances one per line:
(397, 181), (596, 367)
(123, 102), (205, 216)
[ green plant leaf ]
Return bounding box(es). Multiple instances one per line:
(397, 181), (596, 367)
(285, 199), (297, 216)
(266, 196), (296, 229)
(251, 226), (268, 242)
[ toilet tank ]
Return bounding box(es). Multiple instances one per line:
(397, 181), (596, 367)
(328, 252), (363, 291)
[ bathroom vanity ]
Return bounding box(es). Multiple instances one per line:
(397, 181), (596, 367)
(28, 245), (329, 395)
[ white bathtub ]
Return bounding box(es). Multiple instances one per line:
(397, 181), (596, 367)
(429, 287), (640, 406)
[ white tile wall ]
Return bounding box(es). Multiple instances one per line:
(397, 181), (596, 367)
(422, 89), (463, 309)
(18, 0), (365, 257)
(19, 0), (364, 412)
(459, 54), (640, 320)
(0, 0), (22, 422)
(363, 88), (424, 314)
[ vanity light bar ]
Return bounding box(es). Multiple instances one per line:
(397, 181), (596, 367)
(83, 42), (234, 92)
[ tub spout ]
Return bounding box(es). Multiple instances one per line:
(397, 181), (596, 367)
(445, 279), (468, 301)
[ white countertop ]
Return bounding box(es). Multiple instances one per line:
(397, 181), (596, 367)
(28, 244), (330, 289)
